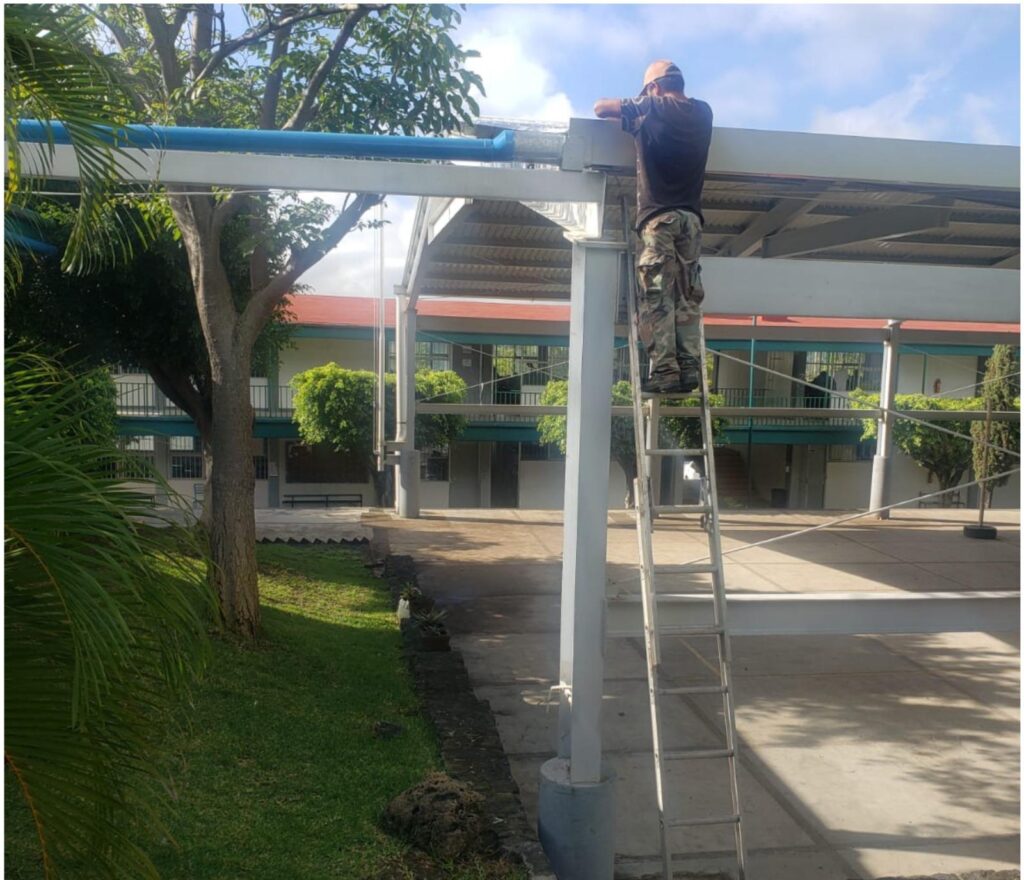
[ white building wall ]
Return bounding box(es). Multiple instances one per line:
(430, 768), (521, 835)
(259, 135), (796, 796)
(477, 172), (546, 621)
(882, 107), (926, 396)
(420, 480), (451, 509)
(279, 337), (374, 385)
(517, 459), (631, 510)
(896, 354), (978, 397)
(519, 460), (566, 509)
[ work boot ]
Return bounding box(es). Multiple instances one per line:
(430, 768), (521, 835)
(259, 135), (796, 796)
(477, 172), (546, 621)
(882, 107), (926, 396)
(641, 370), (683, 394)
(677, 357), (701, 394)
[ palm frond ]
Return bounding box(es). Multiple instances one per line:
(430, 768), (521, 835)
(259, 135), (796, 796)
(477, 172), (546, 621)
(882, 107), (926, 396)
(5, 351), (215, 880)
(4, 5), (154, 284)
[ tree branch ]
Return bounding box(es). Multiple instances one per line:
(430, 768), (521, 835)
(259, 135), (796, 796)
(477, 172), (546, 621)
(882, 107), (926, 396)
(211, 189), (252, 236)
(282, 5), (381, 131)
(146, 359), (213, 437)
(189, 5), (214, 82)
(91, 8), (143, 52)
(239, 192), (383, 345)
(259, 24), (292, 130)
(188, 5), (361, 100)
(142, 6), (184, 95)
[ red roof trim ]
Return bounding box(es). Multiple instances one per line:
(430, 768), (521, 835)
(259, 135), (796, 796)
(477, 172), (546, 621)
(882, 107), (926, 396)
(285, 294), (1019, 335)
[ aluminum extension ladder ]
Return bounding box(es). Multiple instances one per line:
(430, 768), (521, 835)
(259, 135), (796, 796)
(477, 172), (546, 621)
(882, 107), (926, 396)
(620, 200), (748, 880)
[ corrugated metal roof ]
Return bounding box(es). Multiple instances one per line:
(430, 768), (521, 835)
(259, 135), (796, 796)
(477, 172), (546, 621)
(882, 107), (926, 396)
(415, 166), (1019, 300)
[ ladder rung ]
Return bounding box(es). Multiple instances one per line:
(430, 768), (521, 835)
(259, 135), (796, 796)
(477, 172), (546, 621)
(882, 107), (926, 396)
(644, 447), (706, 457)
(660, 624), (724, 637)
(653, 504), (712, 514)
(664, 747), (734, 761)
(658, 684), (728, 696)
(641, 389), (703, 398)
(668, 814), (741, 829)
(655, 562), (718, 574)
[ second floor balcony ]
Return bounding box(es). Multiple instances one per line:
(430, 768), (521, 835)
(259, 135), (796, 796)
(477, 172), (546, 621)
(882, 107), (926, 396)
(116, 379), (297, 418)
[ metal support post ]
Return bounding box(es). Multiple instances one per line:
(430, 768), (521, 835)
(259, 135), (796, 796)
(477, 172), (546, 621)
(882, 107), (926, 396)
(539, 241), (618, 880)
(395, 292), (420, 518)
(869, 320), (901, 519)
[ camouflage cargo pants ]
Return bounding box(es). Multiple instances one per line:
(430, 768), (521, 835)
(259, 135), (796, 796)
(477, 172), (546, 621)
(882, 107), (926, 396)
(636, 208), (704, 377)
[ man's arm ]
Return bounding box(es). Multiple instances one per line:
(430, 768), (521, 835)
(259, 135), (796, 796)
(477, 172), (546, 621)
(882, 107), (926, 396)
(593, 98), (623, 119)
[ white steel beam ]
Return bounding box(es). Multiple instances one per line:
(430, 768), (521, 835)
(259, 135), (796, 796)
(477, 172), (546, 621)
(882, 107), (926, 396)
(606, 591), (1021, 637)
(31, 142), (607, 203)
(700, 256), (1019, 323)
(416, 403), (1020, 422)
(717, 183), (823, 257)
(761, 205), (952, 259)
(565, 119), (1020, 191)
(558, 241), (619, 785)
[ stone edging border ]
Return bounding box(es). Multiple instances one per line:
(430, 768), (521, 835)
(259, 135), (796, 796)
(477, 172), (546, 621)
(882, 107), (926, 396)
(381, 554), (556, 880)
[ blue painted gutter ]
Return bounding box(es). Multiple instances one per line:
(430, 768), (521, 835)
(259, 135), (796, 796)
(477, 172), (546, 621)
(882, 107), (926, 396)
(18, 119), (518, 163)
(5, 229), (58, 256)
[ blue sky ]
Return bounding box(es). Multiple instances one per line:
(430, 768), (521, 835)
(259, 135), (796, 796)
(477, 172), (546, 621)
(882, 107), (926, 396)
(298, 3), (1021, 296)
(459, 3), (1019, 143)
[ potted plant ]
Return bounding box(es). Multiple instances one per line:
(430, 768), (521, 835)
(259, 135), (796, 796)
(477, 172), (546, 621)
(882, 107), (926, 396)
(397, 584), (434, 623)
(411, 608), (450, 652)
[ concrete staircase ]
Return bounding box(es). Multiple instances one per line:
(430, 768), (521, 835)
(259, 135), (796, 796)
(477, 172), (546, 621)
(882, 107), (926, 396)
(714, 447), (767, 507)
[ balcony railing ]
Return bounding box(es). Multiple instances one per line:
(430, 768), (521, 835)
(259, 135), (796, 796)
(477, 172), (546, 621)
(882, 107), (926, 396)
(115, 379), (296, 418)
(716, 387), (865, 427)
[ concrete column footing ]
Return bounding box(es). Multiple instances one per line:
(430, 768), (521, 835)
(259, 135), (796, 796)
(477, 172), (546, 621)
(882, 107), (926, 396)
(537, 757), (616, 880)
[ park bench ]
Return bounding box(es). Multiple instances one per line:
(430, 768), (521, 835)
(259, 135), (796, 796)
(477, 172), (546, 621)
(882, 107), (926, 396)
(283, 493), (362, 508)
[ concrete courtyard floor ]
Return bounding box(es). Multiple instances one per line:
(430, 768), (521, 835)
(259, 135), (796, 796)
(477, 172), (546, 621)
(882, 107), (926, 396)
(272, 506), (1020, 880)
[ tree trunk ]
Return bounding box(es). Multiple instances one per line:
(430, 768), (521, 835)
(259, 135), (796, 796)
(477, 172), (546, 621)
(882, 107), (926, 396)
(208, 356), (260, 638)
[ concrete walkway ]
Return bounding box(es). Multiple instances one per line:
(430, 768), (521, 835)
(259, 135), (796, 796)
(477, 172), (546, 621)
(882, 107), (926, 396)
(374, 508), (1020, 880)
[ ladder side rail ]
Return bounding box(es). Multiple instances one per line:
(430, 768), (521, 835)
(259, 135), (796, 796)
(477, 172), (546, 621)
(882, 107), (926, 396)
(697, 322), (748, 879)
(621, 200), (673, 878)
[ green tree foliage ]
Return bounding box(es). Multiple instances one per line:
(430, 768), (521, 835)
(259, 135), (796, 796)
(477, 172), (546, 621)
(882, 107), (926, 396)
(537, 378), (726, 505)
(5, 351), (214, 880)
(7, 195), (296, 449)
(291, 363), (468, 503)
(853, 390), (982, 491)
(971, 345), (1021, 505)
(4, 5), (153, 284)
(70, 4), (484, 638)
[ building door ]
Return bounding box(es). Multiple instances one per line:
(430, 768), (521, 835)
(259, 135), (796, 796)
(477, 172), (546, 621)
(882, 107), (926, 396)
(490, 442), (519, 508)
(448, 442), (481, 508)
(793, 444), (827, 509)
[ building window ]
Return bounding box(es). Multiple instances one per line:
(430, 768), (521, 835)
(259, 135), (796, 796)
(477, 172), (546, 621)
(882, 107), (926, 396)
(420, 447), (449, 481)
(285, 442), (367, 483)
(117, 435), (155, 478)
(805, 351), (882, 394)
(385, 340), (452, 373)
(417, 341), (451, 371)
(520, 442), (565, 462)
(170, 436), (204, 479)
(253, 455), (269, 480)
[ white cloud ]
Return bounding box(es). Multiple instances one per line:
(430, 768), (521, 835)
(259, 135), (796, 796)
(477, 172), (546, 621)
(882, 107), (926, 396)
(464, 27), (578, 122)
(960, 93), (1006, 145)
(296, 195), (417, 297)
(810, 68), (951, 141)
(702, 67), (783, 127)
(740, 5), (950, 92)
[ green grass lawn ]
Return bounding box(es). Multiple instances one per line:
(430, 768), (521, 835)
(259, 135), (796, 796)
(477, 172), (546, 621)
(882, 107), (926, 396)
(6, 544), (524, 880)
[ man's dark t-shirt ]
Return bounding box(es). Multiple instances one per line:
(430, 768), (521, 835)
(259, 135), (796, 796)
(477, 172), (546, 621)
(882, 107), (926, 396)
(620, 95), (713, 230)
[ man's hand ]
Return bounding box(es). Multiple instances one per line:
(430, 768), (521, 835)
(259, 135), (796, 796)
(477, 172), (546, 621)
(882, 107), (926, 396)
(593, 98), (623, 119)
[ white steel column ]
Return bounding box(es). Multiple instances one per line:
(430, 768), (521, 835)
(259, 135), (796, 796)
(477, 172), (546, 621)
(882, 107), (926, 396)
(557, 241), (619, 782)
(395, 292), (420, 518)
(869, 320), (901, 520)
(540, 241), (619, 880)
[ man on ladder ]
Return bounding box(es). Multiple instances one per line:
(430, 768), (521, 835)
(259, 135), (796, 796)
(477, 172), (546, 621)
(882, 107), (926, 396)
(595, 60), (714, 394)
(597, 66), (748, 880)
